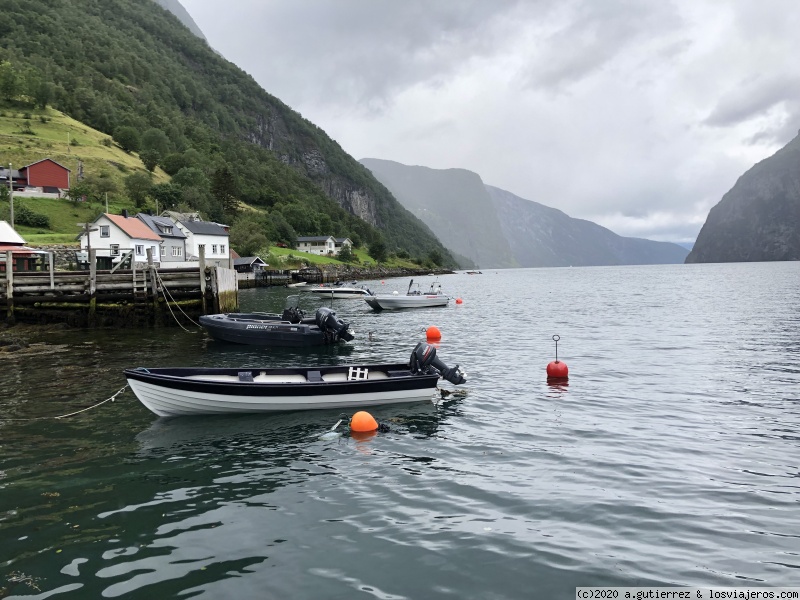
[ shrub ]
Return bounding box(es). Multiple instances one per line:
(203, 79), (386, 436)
(14, 204), (50, 228)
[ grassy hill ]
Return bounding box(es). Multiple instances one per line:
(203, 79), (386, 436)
(0, 0), (457, 268)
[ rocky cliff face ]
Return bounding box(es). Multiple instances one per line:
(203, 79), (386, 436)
(486, 186), (689, 267)
(686, 132), (800, 263)
(360, 159), (517, 267)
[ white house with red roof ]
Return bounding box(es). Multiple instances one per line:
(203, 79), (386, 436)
(77, 211), (163, 264)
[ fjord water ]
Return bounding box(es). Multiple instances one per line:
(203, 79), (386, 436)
(1, 262), (799, 599)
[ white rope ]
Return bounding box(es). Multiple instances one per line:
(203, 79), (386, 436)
(0, 385), (129, 421)
(153, 268), (201, 331)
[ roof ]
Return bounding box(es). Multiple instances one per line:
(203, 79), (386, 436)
(297, 236), (334, 242)
(0, 245), (46, 256)
(178, 220), (229, 236)
(334, 237), (352, 244)
(22, 158), (71, 172)
(104, 214), (162, 241)
(0, 221), (26, 245)
(229, 249), (241, 259)
(136, 213), (187, 239)
(234, 256), (267, 267)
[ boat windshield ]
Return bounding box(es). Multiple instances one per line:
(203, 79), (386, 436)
(285, 294), (301, 309)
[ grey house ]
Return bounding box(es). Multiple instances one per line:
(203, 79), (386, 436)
(137, 213), (187, 263)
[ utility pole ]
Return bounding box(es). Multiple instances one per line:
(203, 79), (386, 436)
(105, 192), (109, 214)
(8, 163), (13, 228)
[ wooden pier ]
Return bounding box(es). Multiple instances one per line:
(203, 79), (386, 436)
(1, 248), (238, 328)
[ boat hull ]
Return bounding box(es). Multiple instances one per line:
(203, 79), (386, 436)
(200, 314), (326, 347)
(125, 365), (440, 416)
(308, 288), (369, 299)
(364, 295), (450, 310)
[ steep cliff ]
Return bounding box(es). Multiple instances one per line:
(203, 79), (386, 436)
(360, 159), (517, 268)
(686, 132), (800, 263)
(486, 186), (689, 267)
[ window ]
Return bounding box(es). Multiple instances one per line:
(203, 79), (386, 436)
(136, 245), (144, 256)
(110, 244), (120, 257)
(212, 244), (218, 255)
(172, 246), (182, 257)
(220, 245), (226, 255)
(162, 226), (172, 235)
(100, 225), (110, 238)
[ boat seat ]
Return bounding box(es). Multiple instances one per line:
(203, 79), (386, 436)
(307, 370), (323, 383)
(238, 372), (254, 382)
(387, 370), (411, 378)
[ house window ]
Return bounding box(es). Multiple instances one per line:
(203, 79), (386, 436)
(163, 226), (172, 235)
(212, 244), (218, 255)
(136, 245), (144, 256)
(172, 246), (182, 257)
(110, 244), (120, 257)
(100, 225), (110, 238)
(220, 245), (226, 255)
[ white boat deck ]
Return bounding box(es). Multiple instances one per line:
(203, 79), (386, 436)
(184, 369), (392, 383)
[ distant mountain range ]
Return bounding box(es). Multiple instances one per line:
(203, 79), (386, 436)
(686, 130), (800, 263)
(361, 159), (689, 268)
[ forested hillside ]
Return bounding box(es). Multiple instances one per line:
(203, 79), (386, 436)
(0, 0), (454, 266)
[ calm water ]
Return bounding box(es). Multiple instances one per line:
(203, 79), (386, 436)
(1, 263), (799, 599)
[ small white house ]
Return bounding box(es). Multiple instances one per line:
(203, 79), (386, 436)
(171, 218), (229, 263)
(334, 237), (353, 253)
(297, 236), (336, 255)
(78, 212), (162, 264)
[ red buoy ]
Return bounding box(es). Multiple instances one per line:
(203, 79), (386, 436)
(426, 326), (441, 341)
(546, 360), (569, 379)
(455, 298), (463, 304)
(547, 334), (569, 380)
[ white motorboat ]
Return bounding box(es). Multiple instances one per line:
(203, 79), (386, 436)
(364, 279), (450, 311)
(307, 281), (371, 299)
(124, 343), (467, 417)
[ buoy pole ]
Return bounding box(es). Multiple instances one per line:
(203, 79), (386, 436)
(546, 334), (569, 380)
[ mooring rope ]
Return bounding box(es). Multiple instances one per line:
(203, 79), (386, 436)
(0, 385), (129, 421)
(153, 269), (201, 331)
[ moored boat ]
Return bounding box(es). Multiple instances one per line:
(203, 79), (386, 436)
(124, 343), (467, 417)
(198, 295), (353, 347)
(364, 279), (450, 311)
(307, 281), (372, 299)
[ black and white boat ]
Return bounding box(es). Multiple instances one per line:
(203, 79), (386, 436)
(198, 295), (353, 347)
(307, 281), (372, 299)
(124, 343), (467, 417)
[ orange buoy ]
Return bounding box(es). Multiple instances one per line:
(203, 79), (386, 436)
(381, 280), (385, 284)
(426, 326), (441, 341)
(455, 298), (463, 304)
(350, 411), (378, 432)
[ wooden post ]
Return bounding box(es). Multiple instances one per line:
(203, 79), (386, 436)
(199, 245), (207, 314)
(5, 251), (14, 323)
(88, 248), (97, 326)
(147, 248), (161, 326)
(48, 252), (55, 290)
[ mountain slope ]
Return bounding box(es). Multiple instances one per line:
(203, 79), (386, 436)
(686, 131), (800, 263)
(153, 0), (207, 41)
(360, 159), (517, 268)
(486, 185), (689, 267)
(0, 0), (454, 265)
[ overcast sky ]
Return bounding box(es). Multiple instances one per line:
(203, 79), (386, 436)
(180, 0), (799, 243)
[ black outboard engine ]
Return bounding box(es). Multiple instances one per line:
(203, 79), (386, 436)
(409, 342), (467, 385)
(315, 307), (354, 342)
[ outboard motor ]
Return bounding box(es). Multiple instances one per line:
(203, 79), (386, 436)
(315, 307), (355, 342)
(409, 342), (467, 385)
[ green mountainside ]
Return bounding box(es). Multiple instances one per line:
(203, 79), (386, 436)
(0, 0), (454, 267)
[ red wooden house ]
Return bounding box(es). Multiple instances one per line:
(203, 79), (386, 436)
(19, 159), (71, 191)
